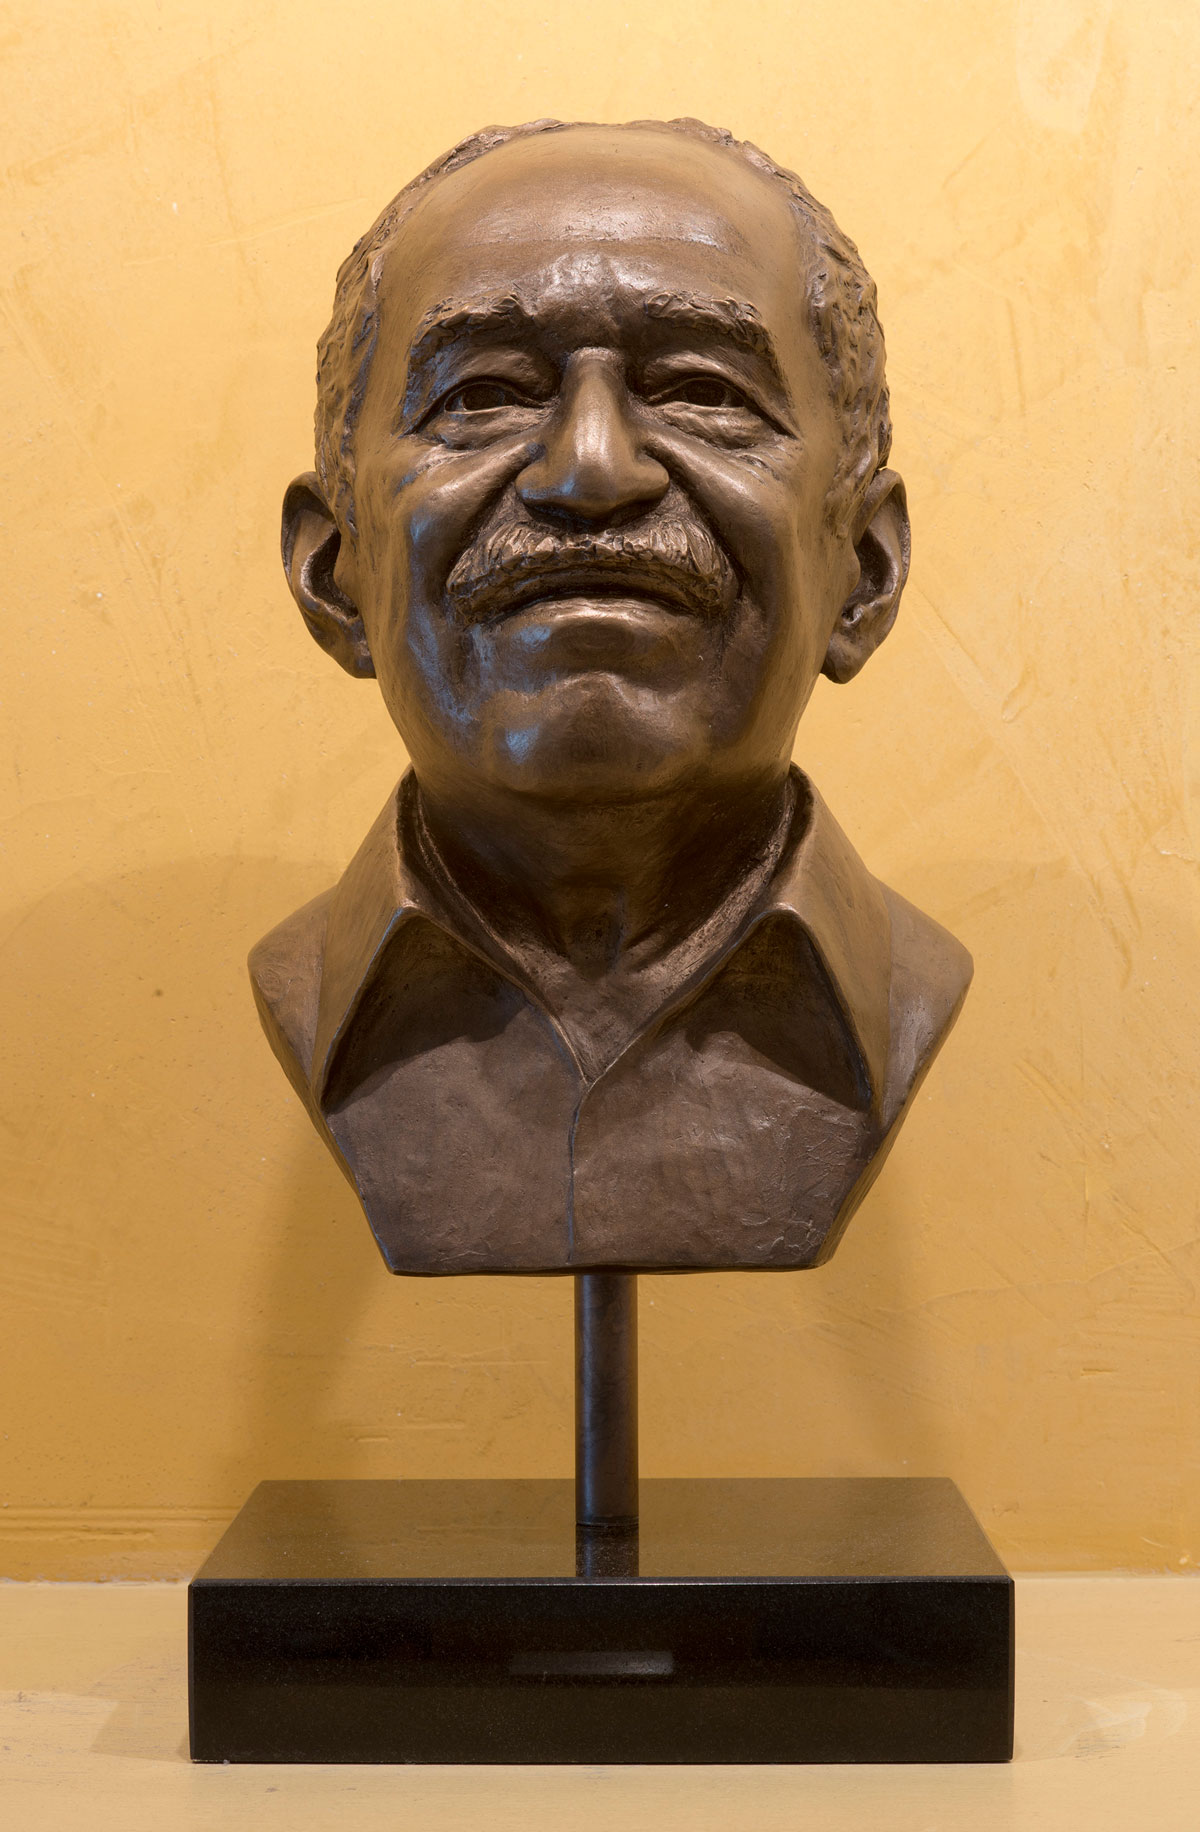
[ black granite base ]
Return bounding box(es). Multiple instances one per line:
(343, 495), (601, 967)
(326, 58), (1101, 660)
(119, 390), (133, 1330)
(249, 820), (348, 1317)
(189, 1477), (1013, 1764)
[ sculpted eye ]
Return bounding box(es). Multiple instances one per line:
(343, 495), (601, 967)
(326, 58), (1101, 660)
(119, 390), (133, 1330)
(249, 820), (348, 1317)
(657, 376), (750, 410)
(442, 380), (533, 413)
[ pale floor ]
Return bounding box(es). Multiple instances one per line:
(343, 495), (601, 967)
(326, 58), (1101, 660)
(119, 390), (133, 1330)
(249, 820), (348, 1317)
(1, 1577), (1197, 1831)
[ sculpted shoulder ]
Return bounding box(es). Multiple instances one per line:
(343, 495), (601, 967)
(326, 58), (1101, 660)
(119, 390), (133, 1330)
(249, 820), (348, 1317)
(880, 885), (974, 1129)
(248, 890), (334, 1096)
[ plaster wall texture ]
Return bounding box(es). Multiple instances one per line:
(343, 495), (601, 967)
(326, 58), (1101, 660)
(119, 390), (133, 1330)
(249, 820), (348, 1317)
(1, 0), (1196, 1577)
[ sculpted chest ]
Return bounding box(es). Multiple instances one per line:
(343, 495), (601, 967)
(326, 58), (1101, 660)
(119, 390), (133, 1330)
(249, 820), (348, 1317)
(251, 779), (971, 1275)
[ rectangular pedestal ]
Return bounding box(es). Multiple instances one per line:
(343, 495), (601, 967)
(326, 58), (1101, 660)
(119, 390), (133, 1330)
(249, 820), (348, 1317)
(189, 1477), (1013, 1764)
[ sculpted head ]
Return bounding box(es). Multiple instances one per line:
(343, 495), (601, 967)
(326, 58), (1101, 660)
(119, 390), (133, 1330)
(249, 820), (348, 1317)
(283, 119), (910, 811)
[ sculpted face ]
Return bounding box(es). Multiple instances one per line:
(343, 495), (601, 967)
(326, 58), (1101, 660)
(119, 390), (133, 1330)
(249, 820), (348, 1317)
(287, 127), (907, 807)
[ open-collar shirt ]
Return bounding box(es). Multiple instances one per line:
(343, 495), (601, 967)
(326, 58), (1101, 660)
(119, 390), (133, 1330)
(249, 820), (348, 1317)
(250, 768), (971, 1273)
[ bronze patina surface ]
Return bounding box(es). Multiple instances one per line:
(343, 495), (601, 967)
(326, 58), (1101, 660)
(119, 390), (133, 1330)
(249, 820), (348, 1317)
(251, 118), (972, 1274)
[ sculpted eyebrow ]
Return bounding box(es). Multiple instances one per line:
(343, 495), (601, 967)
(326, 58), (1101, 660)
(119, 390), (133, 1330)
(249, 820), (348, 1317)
(402, 294), (534, 419)
(641, 289), (775, 361)
(409, 293), (533, 367)
(640, 291), (790, 407)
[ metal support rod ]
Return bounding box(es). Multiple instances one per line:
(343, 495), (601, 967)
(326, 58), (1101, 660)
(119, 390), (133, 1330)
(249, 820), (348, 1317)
(574, 1271), (639, 1529)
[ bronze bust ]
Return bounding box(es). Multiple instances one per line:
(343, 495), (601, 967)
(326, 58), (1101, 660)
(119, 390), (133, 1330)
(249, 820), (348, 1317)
(251, 118), (972, 1275)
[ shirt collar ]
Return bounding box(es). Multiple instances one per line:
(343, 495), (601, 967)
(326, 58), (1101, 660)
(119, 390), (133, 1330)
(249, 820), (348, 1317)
(767, 772), (891, 1109)
(312, 768), (891, 1111)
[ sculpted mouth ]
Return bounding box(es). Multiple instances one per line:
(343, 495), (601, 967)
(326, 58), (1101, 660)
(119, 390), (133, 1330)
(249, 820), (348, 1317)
(446, 526), (737, 626)
(465, 560), (722, 622)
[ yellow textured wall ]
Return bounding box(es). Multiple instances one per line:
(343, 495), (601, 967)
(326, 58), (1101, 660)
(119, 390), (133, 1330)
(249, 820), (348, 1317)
(2, 0), (1196, 1577)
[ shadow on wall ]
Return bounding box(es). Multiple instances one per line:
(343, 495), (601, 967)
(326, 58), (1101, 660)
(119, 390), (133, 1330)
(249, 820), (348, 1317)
(0, 857), (381, 1529)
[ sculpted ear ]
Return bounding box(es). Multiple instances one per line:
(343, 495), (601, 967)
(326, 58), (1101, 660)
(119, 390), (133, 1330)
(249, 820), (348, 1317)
(822, 469), (910, 685)
(280, 473), (375, 678)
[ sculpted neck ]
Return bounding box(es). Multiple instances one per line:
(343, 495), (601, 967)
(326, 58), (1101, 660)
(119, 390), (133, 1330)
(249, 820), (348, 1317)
(414, 764), (795, 974)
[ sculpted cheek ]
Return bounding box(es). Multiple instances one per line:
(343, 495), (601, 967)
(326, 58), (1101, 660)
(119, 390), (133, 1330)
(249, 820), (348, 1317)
(404, 603), (457, 709)
(401, 443), (538, 589)
(643, 433), (806, 600)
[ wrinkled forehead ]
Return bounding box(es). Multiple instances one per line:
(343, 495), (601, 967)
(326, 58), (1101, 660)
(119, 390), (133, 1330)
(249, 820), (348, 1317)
(373, 128), (818, 369)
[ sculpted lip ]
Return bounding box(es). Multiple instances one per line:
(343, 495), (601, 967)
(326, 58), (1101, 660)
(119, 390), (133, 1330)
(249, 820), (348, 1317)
(496, 597), (693, 674)
(466, 561), (721, 623)
(446, 526), (737, 626)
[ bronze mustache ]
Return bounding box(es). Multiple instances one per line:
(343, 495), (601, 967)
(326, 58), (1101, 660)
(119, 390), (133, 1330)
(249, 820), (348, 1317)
(445, 522), (736, 623)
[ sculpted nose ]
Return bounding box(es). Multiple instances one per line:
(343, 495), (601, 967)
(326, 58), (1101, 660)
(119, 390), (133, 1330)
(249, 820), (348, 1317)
(517, 357), (669, 524)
